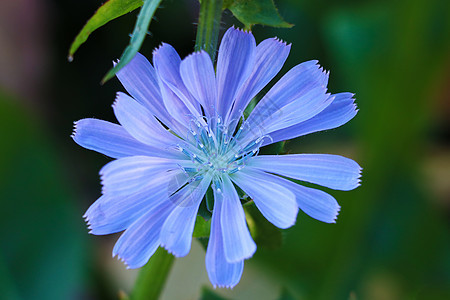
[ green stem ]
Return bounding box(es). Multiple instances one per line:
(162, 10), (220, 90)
(195, 0), (224, 62)
(132, 247), (174, 300)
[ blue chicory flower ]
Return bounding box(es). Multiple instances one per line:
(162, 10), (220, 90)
(73, 27), (361, 288)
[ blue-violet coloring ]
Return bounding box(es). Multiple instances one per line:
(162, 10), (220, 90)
(73, 27), (362, 288)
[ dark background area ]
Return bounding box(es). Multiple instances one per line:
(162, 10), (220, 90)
(0, 0), (449, 299)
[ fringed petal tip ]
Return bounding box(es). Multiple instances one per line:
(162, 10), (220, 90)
(111, 92), (122, 108)
(270, 36), (292, 48)
(160, 243), (188, 258)
(331, 205), (341, 224)
(348, 93), (358, 109)
(83, 207), (93, 222)
(185, 49), (209, 58)
(98, 168), (109, 189)
(70, 120), (80, 139)
(225, 251), (255, 264)
(86, 221), (99, 235)
(357, 165), (363, 183)
(112, 253), (133, 269)
(100, 186), (108, 196)
(112, 251), (130, 267)
(212, 283), (238, 289)
(152, 42), (170, 56)
(83, 214), (90, 224)
(229, 24), (253, 34)
(99, 174), (106, 189)
(85, 219), (96, 233)
(353, 100), (359, 110)
(315, 65), (330, 88)
(152, 44), (162, 55)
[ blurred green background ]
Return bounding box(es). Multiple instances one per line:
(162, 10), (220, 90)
(0, 0), (449, 299)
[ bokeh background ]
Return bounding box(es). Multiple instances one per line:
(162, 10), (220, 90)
(1, 0), (449, 299)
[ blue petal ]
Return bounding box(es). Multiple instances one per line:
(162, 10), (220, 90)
(216, 27), (256, 118)
(158, 81), (194, 131)
(248, 60), (327, 121)
(153, 43), (202, 118)
(85, 194), (147, 235)
(249, 154), (362, 191)
(115, 53), (175, 128)
(226, 37), (290, 124)
(72, 118), (161, 158)
(206, 187), (244, 288)
(85, 171), (182, 235)
(100, 156), (191, 196)
(261, 87), (334, 133)
(113, 92), (181, 148)
(159, 175), (212, 257)
(263, 93), (358, 145)
(220, 176), (256, 263)
(180, 51), (217, 117)
(112, 199), (174, 269)
(234, 61), (333, 147)
(230, 168), (298, 229)
(236, 88), (333, 149)
(277, 179), (341, 223)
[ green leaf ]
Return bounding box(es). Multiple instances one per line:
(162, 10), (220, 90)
(102, 0), (162, 84)
(244, 202), (282, 249)
(226, 0), (293, 30)
(193, 215), (211, 238)
(68, 0), (144, 61)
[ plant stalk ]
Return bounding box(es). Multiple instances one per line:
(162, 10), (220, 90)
(132, 248), (174, 300)
(195, 0), (224, 62)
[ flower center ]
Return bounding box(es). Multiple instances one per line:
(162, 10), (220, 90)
(174, 115), (267, 180)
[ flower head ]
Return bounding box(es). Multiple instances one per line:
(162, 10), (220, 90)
(73, 27), (361, 288)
